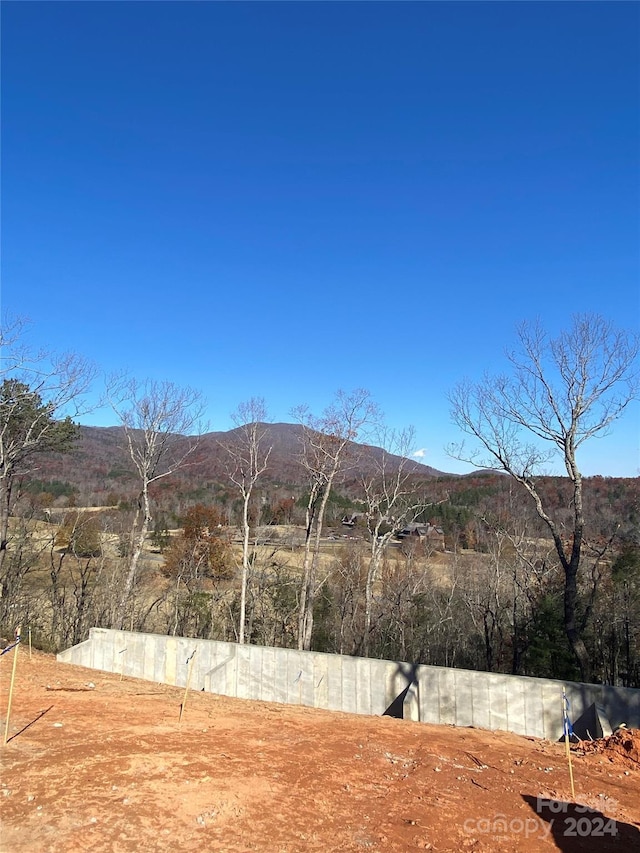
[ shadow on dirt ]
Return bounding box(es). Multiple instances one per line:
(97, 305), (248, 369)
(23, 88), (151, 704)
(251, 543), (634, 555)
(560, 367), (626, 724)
(522, 793), (640, 851)
(7, 704), (54, 743)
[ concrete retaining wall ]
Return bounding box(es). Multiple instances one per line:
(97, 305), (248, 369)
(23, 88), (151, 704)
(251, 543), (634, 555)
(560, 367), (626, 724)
(58, 628), (640, 741)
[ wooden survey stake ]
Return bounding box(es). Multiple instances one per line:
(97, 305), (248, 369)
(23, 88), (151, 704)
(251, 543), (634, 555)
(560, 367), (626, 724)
(562, 688), (576, 800)
(179, 649), (197, 724)
(3, 626), (21, 745)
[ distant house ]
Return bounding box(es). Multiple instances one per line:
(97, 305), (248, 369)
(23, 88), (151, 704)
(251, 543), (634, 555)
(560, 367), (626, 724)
(396, 522), (445, 550)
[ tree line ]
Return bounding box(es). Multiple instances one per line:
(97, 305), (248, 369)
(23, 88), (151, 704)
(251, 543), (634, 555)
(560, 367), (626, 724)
(1, 314), (638, 685)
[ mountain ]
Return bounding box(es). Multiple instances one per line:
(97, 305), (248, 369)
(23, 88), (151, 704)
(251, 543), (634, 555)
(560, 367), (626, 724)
(22, 423), (638, 547)
(25, 422), (449, 507)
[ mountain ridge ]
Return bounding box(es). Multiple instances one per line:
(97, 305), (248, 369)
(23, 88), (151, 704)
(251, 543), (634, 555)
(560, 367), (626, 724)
(27, 422), (450, 507)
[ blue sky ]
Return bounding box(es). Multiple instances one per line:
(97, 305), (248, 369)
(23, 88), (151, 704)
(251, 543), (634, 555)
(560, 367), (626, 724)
(2, 1), (639, 476)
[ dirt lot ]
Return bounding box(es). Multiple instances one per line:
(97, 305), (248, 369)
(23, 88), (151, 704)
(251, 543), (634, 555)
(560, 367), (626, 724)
(1, 650), (638, 852)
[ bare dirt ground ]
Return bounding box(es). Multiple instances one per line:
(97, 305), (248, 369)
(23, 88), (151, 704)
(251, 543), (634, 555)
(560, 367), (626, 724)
(1, 650), (638, 853)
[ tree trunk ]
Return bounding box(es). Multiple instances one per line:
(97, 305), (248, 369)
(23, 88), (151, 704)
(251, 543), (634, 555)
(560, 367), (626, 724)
(297, 483), (321, 651)
(238, 493), (251, 644)
(0, 477), (12, 596)
(564, 560), (591, 681)
(299, 483), (333, 651)
(116, 490), (150, 630)
(363, 543), (384, 657)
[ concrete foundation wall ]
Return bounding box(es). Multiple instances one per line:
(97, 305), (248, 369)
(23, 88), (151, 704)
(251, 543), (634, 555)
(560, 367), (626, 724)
(58, 628), (640, 741)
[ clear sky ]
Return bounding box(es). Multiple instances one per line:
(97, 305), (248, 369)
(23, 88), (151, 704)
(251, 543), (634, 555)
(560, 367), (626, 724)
(2, 1), (639, 476)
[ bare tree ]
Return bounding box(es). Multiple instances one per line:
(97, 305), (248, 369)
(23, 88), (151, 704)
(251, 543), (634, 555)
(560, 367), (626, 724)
(47, 511), (108, 649)
(330, 543), (365, 655)
(220, 397), (272, 644)
(294, 389), (379, 651)
(478, 502), (559, 676)
(360, 425), (425, 656)
(107, 376), (205, 629)
(0, 320), (94, 606)
(449, 314), (639, 681)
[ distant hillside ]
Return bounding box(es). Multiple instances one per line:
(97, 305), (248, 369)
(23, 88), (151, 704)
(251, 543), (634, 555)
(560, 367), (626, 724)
(25, 423), (637, 541)
(25, 422), (448, 507)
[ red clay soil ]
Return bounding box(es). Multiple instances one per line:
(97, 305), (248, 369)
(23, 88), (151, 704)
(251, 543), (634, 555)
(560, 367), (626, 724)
(1, 650), (638, 853)
(574, 728), (640, 770)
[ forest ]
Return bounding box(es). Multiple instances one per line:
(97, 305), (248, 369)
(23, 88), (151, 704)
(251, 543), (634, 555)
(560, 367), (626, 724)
(1, 315), (638, 687)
